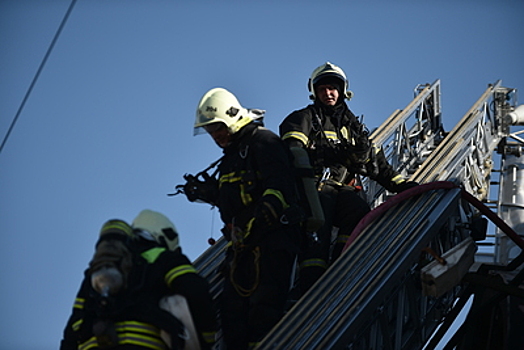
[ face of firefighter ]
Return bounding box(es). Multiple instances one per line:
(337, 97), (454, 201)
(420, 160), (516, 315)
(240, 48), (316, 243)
(204, 122), (231, 148)
(315, 84), (340, 106)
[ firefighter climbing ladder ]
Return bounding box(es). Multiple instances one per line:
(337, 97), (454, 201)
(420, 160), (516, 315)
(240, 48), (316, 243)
(192, 80), (524, 349)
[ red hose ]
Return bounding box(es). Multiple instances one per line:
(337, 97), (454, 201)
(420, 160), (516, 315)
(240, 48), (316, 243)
(342, 181), (524, 252)
(460, 190), (524, 250)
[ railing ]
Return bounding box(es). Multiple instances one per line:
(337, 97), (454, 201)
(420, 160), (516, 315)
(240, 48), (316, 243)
(191, 81), (522, 349)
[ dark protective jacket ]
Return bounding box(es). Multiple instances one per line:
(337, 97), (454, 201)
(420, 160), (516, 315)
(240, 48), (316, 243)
(216, 121), (302, 350)
(217, 122), (301, 250)
(60, 240), (217, 350)
(280, 101), (407, 192)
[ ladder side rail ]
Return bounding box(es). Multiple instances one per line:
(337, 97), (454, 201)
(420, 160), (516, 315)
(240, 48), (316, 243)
(409, 81), (508, 266)
(364, 80), (445, 206)
(492, 87), (524, 265)
(320, 190), (465, 350)
(257, 189), (465, 350)
(412, 81), (503, 186)
(189, 82), (520, 349)
(256, 81), (516, 348)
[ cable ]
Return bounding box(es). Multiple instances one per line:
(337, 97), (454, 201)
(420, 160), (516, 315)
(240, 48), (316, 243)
(0, 0), (78, 155)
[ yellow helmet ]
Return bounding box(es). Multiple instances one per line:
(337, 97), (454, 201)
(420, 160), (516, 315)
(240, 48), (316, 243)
(194, 87), (256, 135)
(132, 210), (180, 251)
(308, 62), (353, 101)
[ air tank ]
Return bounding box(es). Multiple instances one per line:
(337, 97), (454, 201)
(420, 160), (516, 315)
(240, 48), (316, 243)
(290, 147), (325, 233)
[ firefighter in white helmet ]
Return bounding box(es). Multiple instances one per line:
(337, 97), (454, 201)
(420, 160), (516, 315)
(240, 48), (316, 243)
(193, 87), (303, 350)
(60, 211), (218, 350)
(280, 62), (418, 296)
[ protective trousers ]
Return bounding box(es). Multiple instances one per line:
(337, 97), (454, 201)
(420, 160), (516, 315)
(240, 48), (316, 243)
(298, 184), (370, 294)
(220, 244), (295, 350)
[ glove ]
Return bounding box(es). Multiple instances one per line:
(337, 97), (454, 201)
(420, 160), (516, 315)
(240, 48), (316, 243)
(346, 122), (373, 165)
(253, 195), (284, 229)
(182, 172), (219, 206)
(392, 181), (419, 193)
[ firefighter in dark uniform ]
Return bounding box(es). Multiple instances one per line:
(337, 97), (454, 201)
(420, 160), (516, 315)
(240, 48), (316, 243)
(60, 211), (217, 350)
(194, 87), (302, 350)
(280, 62), (417, 295)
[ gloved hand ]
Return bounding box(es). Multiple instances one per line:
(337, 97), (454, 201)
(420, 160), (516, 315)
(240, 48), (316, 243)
(346, 123), (372, 165)
(253, 195), (284, 229)
(181, 172), (219, 206)
(392, 181), (419, 193)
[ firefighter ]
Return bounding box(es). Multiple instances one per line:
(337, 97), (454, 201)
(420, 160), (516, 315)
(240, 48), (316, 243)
(194, 87), (302, 349)
(279, 62), (417, 295)
(60, 210), (217, 350)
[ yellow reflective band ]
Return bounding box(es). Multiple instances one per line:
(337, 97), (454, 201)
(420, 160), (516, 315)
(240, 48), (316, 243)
(340, 126), (349, 140)
(219, 171), (254, 206)
(323, 130), (338, 140)
(282, 131), (308, 145)
(336, 234), (350, 244)
(240, 183), (253, 206)
(391, 175), (404, 184)
(141, 247), (166, 263)
(79, 321), (166, 350)
(244, 218), (255, 239)
(107, 322), (164, 349)
(115, 321), (162, 336)
(118, 336), (166, 350)
(165, 264), (197, 286)
(79, 334), (165, 349)
(219, 172), (243, 185)
(79, 337), (97, 350)
(74, 297), (85, 309)
(300, 258), (328, 270)
(72, 318), (83, 332)
(262, 189), (289, 209)
(202, 330), (217, 344)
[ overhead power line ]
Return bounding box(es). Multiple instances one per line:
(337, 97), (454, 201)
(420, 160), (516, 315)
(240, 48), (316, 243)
(0, 0), (78, 155)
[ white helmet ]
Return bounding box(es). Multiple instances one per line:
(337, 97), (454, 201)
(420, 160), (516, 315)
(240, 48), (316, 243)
(308, 62), (353, 101)
(194, 87), (263, 135)
(132, 210), (180, 251)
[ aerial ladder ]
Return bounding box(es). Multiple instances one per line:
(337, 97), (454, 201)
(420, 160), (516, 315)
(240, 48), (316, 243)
(187, 80), (524, 349)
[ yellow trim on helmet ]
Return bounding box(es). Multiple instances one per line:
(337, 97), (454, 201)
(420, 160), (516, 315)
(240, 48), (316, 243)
(228, 114), (253, 134)
(100, 219), (133, 237)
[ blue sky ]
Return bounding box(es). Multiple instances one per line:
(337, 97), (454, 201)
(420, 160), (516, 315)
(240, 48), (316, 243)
(1, 0), (523, 349)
